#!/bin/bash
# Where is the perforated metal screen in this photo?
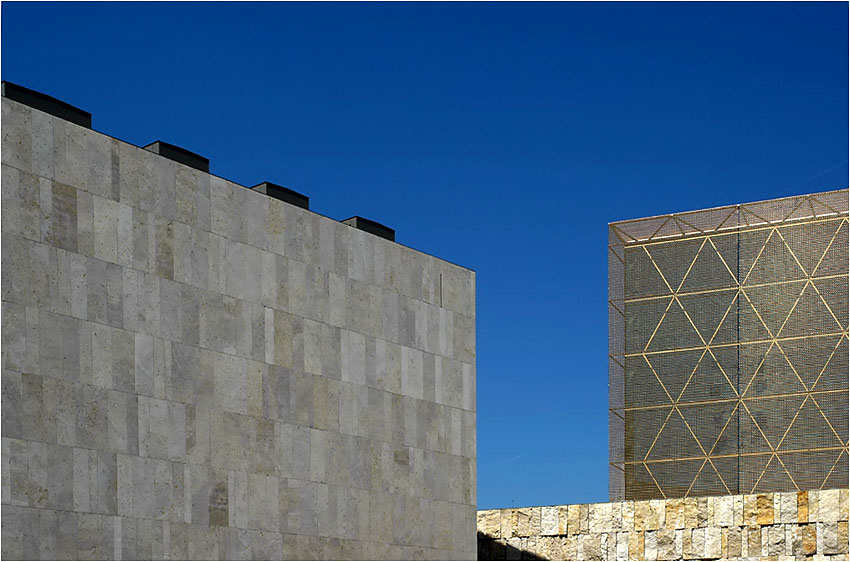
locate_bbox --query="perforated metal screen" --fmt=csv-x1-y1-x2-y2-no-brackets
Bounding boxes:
609,189,849,501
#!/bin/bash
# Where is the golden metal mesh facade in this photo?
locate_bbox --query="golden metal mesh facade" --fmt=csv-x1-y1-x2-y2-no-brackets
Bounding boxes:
609,189,849,501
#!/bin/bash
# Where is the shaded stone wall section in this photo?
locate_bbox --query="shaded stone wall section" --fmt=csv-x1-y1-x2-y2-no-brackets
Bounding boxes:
479,489,848,560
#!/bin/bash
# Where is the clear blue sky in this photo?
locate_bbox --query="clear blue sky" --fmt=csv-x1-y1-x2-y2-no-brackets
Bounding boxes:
3,2,847,509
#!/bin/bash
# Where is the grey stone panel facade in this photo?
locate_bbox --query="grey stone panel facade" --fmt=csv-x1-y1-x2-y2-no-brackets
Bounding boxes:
1,96,477,560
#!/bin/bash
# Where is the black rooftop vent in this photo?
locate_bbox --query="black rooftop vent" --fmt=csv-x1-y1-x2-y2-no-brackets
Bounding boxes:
1,81,91,128
251,182,309,210
143,141,209,173
342,216,395,242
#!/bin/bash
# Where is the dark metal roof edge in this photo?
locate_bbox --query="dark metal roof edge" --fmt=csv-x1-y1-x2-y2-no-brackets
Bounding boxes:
1,80,92,128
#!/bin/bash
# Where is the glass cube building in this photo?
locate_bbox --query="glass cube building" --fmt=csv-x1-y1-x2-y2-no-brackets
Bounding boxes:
608,189,849,501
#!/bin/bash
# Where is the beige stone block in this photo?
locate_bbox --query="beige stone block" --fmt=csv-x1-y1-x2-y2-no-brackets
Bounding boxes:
567,504,582,535
537,536,561,560
629,530,645,561
622,501,635,532
558,505,569,535
767,525,785,557
478,509,501,538
563,535,577,560
714,495,734,527
777,492,797,524
645,530,657,560
605,532,617,561
786,524,796,557
616,531,629,561
791,524,803,557
602,532,618,560
810,490,820,523
514,507,540,537
726,526,743,559
685,528,702,560
823,522,849,555
799,491,810,524
733,494,744,526
746,525,763,558
537,536,563,560
589,502,611,534
762,525,770,557
744,494,759,526
685,496,710,529
840,489,848,522
635,500,663,531
578,533,603,561
666,498,685,529
540,506,559,536
610,501,623,533
802,524,817,557
821,490,841,523
705,527,721,560
757,494,775,526
656,529,677,561
500,509,513,539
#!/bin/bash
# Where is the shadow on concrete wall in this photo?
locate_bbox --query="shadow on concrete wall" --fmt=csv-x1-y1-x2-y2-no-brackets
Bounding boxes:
477,532,546,561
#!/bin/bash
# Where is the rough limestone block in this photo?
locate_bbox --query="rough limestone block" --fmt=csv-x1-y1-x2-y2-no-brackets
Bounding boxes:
579,533,603,561
809,490,820,524
543,535,565,560
776,492,798,524
822,521,848,555
567,504,582,535
684,496,709,529
743,494,759,526
757,494,775,526
767,524,785,556
644,530,657,560
555,505,569,535
746,525,762,558
621,501,635,532
629,530,645,561
478,510,501,539
635,499,664,532
513,507,540,538
589,502,611,534
713,495,734,528
615,531,629,561
540,506,559,536
499,509,513,540
726,526,742,559
694,527,709,559
795,491,809,524
820,489,841,523
666,498,684,530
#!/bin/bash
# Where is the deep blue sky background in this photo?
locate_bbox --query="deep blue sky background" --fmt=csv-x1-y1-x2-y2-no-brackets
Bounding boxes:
3,2,847,509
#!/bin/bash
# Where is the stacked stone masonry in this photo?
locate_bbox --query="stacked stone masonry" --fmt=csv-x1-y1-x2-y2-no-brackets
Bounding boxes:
478,489,849,560
0,96,477,560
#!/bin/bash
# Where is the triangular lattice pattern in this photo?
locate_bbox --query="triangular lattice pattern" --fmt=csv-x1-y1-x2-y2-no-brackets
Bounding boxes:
609,190,849,500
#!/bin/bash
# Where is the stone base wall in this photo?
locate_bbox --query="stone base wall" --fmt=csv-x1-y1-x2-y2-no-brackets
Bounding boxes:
478,489,849,560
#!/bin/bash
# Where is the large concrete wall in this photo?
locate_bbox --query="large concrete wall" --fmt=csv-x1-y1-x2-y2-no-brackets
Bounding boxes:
1,95,477,560
478,489,849,560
